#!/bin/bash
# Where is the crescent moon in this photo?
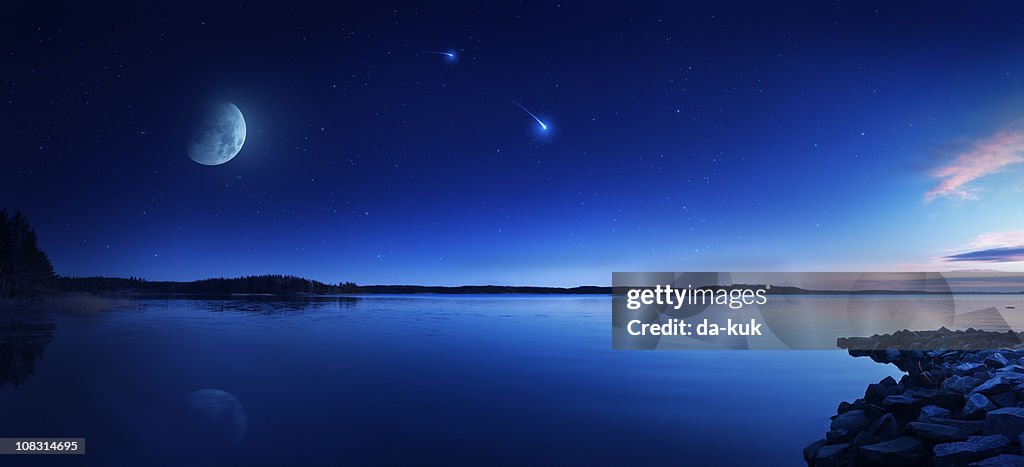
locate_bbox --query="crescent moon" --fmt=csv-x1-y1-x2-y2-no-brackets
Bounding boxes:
188,102,246,166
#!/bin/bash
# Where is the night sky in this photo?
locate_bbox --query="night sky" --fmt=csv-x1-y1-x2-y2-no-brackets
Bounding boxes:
3,2,1024,287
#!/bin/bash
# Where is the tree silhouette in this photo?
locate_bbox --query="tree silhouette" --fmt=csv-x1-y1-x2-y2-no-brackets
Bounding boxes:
0,210,56,298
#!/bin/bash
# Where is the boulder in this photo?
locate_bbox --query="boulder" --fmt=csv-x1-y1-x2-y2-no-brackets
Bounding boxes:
957,363,987,374
929,392,967,411
997,365,1024,375
992,392,1018,408
866,383,894,403
984,408,1024,440
814,443,851,467
830,409,871,438
969,454,1024,466
945,375,986,394
920,405,953,422
999,373,1024,383
862,402,888,421
882,394,920,413
929,418,986,437
868,413,902,441
987,353,1011,368
934,435,1010,466
803,438,826,465
973,377,1015,397
908,421,971,443
912,388,966,411
851,430,880,448
966,394,999,419
859,436,926,465
826,429,849,443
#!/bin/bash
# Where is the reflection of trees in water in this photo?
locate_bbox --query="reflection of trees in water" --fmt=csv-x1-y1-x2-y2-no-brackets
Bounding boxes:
186,295,362,314
0,320,56,388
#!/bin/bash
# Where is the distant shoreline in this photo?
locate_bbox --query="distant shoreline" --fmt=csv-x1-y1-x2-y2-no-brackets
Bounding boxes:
22,275,1024,298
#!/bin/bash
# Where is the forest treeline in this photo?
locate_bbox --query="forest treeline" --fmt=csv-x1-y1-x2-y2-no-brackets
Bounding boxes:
0,210,363,297
60,279,610,295
61,275,362,295
1,210,610,297
359,285,611,294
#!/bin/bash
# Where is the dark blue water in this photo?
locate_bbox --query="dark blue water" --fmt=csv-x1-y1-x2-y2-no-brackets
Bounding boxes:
1,295,901,466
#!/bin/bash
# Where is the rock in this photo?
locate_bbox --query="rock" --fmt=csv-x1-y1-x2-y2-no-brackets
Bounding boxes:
866,383,894,403
958,363,987,374
908,421,971,442
998,365,1024,375
992,392,1018,408
820,331,1024,465
851,430,880,448
945,375,986,394
815,443,851,467
984,408,1024,440
966,394,999,419
830,409,871,438
803,438,826,464
973,377,1015,397
883,394,918,412
987,353,1011,368
826,429,849,443
920,405,953,421
862,402,888,421
934,435,1010,466
859,436,926,465
913,388,966,410
930,418,986,437
970,454,1024,466
868,413,902,441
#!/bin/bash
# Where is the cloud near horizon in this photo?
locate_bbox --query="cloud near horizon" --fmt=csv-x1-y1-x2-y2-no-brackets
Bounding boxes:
925,129,1024,201
944,246,1024,263
943,230,1024,263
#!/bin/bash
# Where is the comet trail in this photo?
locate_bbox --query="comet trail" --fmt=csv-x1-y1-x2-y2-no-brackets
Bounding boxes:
509,99,548,131
424,51,456,59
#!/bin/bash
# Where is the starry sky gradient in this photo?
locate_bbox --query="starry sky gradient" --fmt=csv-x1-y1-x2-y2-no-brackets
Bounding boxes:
3,2,1024,286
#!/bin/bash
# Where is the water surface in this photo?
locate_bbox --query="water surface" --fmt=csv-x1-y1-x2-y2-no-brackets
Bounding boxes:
1,295,902,466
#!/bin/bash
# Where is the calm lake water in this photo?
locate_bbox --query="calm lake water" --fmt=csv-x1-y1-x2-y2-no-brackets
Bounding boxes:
0,295,903,466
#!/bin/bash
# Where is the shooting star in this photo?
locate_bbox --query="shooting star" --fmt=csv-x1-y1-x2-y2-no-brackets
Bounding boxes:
424,51,457,61
510,99,548,131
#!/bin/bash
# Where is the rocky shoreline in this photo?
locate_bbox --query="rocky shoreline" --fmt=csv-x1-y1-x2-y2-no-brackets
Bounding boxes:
805,328,1024,466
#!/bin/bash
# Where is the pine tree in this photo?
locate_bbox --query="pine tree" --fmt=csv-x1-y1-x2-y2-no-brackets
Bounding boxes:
0,210,55,298
0,211,11,297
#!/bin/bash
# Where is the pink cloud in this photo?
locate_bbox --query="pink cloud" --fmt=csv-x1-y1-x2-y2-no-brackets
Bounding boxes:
969,230,1024,249
925,130,1024,201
